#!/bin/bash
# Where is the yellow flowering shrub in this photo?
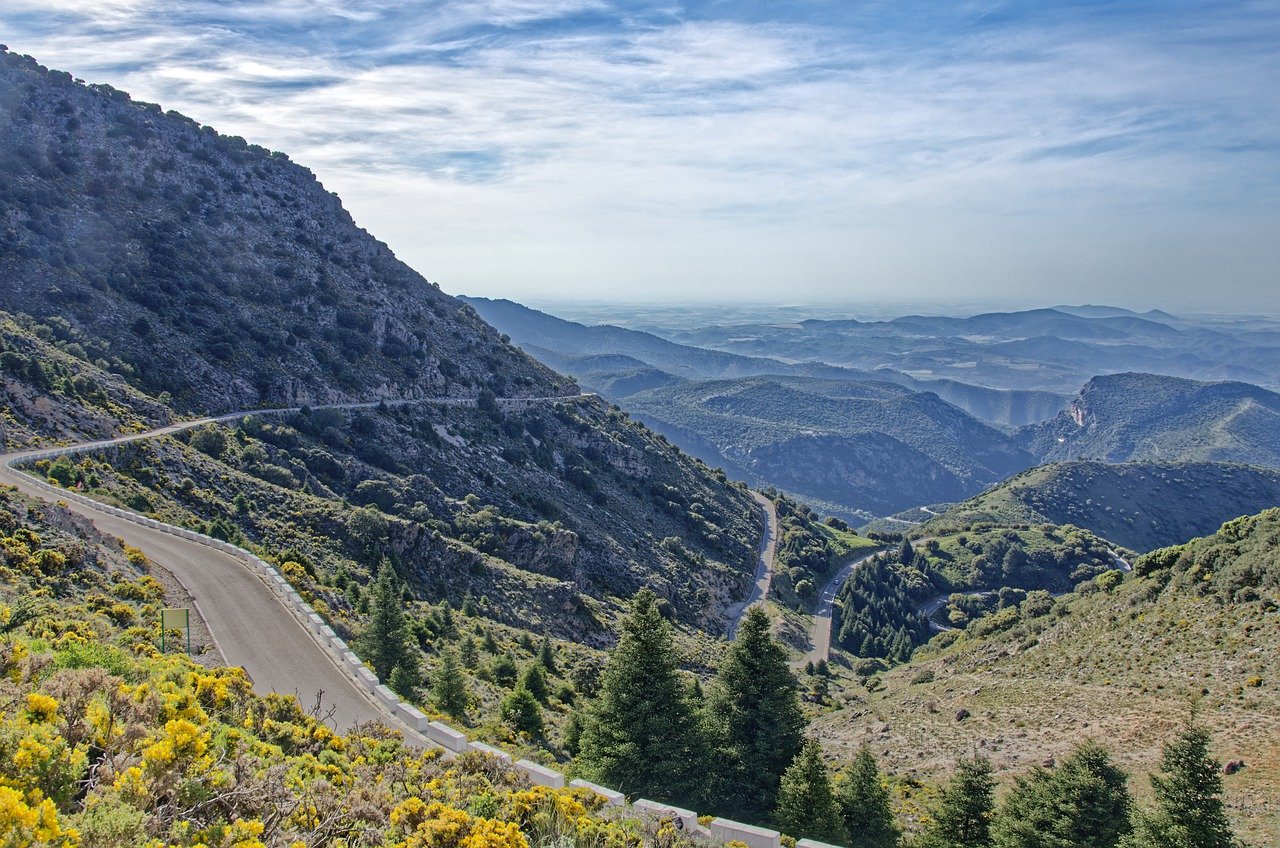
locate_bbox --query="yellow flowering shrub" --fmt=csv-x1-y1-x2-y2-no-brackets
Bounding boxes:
0,786,79,847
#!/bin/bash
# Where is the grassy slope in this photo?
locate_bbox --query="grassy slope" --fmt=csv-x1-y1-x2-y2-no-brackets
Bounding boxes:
922,460,1280,552
814,509,1280,845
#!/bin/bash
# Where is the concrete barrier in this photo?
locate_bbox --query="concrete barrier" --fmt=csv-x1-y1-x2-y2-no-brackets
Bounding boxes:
467,741,513,763
796,841,843,848
426,721,469,753
374,684,400,709
355,666,379,691
633,800,698,833
397,702,429,731
569,779,625,807
515,759,565,789
711,819,781,848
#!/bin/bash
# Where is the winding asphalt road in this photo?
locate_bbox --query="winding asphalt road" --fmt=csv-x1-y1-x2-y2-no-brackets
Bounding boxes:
800,547,884,665
0,394,589,737
725,491,779,638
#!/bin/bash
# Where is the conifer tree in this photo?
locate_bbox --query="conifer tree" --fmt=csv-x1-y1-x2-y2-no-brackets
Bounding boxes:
501,685,543,737
993,740,1131,848
839,748,899,848
460,635,478,669
1129,726,1237,848
482,630,499,653
538,635,557,672
774,741,847,843
898,537,915,565
520,663,549,704
388,655,422,699
358,563,410,682
432,647,469,719
918,755,995,848
577,589,708,805
706,606,805,821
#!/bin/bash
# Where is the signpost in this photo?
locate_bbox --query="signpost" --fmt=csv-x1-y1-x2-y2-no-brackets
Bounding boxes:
160,608,190,655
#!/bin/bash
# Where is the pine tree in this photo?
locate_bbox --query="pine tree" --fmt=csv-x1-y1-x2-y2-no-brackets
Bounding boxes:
577,588,708,805
898,537,915,566
501,685,543,737
520,663,550,704
705,606,805,821
358,563,410,682
431,647,469,719
1130,726,1238,848
839,748,899,848
482,630,499,653
774,741,847,843
919,755,995,848
538,635,557,672
388,654,422,699
490,653,518,687
993,740,1131,848
460,635,478,669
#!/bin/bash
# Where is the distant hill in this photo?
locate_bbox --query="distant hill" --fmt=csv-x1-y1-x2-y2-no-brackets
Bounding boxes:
624,376,1035,516
922,460,1280,552
1023,373,1280,466
815,508,1280,845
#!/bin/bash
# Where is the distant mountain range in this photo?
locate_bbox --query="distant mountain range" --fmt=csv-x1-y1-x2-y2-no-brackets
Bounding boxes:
466,298,1280,520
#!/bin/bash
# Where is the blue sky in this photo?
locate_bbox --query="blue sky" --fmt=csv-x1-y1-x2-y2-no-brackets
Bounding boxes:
3,1,1278,310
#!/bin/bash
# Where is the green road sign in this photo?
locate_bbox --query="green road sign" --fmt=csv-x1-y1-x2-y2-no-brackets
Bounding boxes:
160,608,190,655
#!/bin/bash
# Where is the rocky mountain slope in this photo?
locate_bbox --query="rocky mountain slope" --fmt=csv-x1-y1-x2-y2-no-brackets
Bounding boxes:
0,50,573,412
1023,373,1280,466
922,460,1280,552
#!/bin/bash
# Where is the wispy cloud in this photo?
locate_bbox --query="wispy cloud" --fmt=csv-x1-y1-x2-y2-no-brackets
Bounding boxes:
2,1,1277,308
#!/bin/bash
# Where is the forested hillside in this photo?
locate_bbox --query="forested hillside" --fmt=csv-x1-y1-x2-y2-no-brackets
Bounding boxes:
925,460,1280,551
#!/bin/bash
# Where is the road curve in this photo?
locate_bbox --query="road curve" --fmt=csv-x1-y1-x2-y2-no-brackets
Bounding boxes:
0,394,590,738
800,547,884,666
725,491,779,638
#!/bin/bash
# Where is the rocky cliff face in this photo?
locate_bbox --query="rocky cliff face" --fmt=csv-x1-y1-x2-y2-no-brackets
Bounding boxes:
0,48,573,412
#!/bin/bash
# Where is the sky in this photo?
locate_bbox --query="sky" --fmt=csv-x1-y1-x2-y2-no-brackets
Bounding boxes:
2,1,1279,311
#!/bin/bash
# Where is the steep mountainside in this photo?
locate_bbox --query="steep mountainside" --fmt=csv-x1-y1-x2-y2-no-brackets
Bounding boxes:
1024,373,1280,466
0,49,764,752
923,460,1280,552
814,509,1280,845
0,51,573,411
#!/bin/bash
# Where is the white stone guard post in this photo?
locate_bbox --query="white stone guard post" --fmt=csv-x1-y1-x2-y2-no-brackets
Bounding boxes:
8,437,790,848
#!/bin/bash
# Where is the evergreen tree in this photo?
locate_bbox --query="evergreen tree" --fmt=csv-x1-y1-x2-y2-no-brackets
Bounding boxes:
706,606,805,821
460,635,478,669
431,647,469,719
358,563,410,682
538,635,557,672
482,630,499,653
774,741,847,843
993,740,1131,848
501,685,543,737
490,653,518,687
577,589,708,805
388,656,422,700
1129,726,1237,848
520,663,550,704
918,755,995,848
898,538,915,565
838,748,899,848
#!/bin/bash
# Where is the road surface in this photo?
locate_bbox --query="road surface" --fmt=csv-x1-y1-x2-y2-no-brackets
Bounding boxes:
799,547,884,666
0,393,589,738
725,491,779,638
